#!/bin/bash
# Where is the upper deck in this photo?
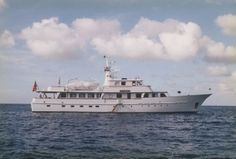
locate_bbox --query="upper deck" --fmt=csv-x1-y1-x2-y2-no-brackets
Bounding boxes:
34,56,167,98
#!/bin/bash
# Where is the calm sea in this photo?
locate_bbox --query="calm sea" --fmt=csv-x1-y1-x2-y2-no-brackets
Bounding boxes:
0,104,236,159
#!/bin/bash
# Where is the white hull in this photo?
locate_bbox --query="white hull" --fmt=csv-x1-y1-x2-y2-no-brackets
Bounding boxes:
31,94,210,113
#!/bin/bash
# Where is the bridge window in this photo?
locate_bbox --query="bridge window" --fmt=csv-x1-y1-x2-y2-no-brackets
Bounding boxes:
160,93,167,97
121,81,126,85
132,81,136,86
60,93,66,98
136,93,141,98
137,81,142,86
152,93,155,97
96,93,101,98
143,93,149,98
152,93,159,97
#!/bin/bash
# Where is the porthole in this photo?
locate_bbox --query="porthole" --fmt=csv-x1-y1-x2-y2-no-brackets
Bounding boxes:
71,105,75,108
95,105,99,108
62,105,65,107
89,105,93,108
80,105,84,107
46,105,50,107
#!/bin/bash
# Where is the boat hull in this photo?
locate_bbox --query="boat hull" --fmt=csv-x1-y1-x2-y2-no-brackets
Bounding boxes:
31,94,210,113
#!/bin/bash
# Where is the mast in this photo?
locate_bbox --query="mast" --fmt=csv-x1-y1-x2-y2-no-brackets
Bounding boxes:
104,56,113,86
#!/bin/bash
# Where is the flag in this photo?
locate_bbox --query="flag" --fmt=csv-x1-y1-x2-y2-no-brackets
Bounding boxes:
32,81,38,92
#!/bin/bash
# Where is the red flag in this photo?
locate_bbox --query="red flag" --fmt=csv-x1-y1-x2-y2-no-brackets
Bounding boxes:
32,81,38,92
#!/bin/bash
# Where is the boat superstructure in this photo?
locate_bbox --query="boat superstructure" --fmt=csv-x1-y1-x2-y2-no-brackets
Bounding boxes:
31,57,211,113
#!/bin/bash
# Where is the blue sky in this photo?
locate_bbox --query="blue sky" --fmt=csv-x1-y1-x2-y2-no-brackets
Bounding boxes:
0,0,236,105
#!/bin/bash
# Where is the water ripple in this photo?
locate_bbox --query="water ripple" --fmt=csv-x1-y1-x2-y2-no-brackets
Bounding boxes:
0,104,236,158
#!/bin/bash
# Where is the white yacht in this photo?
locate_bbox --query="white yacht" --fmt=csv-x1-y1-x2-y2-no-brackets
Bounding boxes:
31,57,211,113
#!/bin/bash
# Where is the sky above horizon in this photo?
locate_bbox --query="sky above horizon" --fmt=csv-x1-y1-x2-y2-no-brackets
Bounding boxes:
0,0,236,105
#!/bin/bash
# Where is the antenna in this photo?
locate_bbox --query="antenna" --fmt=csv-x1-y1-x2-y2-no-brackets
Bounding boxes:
58,77,61,86
104,55,110,67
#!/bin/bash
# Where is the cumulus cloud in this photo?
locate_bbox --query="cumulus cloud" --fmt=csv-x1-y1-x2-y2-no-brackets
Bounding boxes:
20,17,120,58
202,36,236,63
0,30,15,48
215,14,236,36
93,18,202,61
207,65,231,76
92,34,164,59
21,17,81,58
218,71,236,92
20,17,236,63
72,18,120,42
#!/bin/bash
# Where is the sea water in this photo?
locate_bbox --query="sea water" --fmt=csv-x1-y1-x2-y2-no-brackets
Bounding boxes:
0,104,236,159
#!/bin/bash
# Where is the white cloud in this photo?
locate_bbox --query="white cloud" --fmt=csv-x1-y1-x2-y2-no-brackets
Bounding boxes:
20,17,236,63
72,18,120,42
21,17,120,58
202,36,236,63
0,30,15,48
21,17,81,58
92,34,164,59
215,14,236,36
218,71,236,93
92,18,202,61
0,0,6,10
207,65,231,76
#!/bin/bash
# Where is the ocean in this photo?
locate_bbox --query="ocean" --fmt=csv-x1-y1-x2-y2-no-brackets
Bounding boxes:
0,104,236,159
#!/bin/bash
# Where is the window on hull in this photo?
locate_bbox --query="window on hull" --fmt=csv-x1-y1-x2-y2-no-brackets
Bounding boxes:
79,93,85,98
88,93,95,98
96,93,102,98
117,93,122,98
127,93,131,99
60,93,66,98
70,93,77,98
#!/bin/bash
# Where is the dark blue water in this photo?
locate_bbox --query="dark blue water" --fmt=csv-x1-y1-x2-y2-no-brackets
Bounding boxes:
0,104,236,159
